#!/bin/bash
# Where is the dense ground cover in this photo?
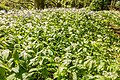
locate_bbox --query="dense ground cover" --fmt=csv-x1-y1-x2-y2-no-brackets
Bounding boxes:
0,8,120,80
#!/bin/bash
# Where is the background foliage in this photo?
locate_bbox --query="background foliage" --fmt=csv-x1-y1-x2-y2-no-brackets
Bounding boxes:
0,0,120,10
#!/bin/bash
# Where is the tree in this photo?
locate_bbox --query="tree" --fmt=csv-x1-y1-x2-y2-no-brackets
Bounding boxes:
89,0,115,11
84,0,92,7
34,0,45,9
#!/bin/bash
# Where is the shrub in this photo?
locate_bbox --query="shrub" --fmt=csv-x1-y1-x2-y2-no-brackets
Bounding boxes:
89,0,111,11
115,1,120,9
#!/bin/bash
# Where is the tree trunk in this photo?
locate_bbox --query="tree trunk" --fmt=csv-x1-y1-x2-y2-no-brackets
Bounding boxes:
34,0,45,9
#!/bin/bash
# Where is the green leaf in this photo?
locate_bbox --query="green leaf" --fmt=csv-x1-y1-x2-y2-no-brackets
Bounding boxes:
25,72,34,79
48,49,53,56
97,61,105,72
12,65,19,73
0,67,6,79
0,60,11,72
13,48,19,61
29,68,39,72
6,73,16,80
72,72,77,80
46,78,53,80
1,49,9,60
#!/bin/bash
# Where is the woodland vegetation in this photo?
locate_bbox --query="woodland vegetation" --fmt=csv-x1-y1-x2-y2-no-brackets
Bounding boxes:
0,0,120,80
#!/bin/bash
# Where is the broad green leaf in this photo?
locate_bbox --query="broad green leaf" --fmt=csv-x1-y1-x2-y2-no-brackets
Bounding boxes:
0,60,11,72
1,49,9,60
29,68,39,72
97,61,105,72
6,73,16,80
72,72,77,80
13,48,19,61
12,65,19,73
0,67,5,79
